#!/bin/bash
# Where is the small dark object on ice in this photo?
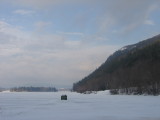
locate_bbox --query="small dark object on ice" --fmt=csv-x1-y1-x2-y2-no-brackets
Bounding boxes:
61,95,67,100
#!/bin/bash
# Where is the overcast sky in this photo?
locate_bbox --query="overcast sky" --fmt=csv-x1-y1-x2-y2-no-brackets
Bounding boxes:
0,0,160,88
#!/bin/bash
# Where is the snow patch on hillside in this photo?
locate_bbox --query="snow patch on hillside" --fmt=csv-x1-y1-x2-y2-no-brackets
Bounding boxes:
120,46,127,51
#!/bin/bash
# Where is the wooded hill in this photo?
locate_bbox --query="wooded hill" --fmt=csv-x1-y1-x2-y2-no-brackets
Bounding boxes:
73,34,160,95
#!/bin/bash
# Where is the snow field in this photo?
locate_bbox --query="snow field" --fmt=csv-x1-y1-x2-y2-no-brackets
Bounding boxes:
0,91,160,120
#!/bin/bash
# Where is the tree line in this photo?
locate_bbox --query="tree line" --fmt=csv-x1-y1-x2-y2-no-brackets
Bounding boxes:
10,86,57,92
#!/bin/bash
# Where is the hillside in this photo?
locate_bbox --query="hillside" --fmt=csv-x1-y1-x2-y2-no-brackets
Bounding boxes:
73,34,160,95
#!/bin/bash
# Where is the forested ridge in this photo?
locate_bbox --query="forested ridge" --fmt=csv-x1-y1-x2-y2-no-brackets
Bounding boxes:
73,35,160,95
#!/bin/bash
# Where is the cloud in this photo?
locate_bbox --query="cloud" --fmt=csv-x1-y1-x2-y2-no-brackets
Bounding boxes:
34,21,52,33
144,20,155,25
0,21,30,39
0,20,119,88
7,0,160,35
64,40,81,48
95,0,160,34
58,32,84,36
98,16,115,33
11,0,89,8
0,21,29,56
1,0,159,88
13,9,35,15
35,21,51,28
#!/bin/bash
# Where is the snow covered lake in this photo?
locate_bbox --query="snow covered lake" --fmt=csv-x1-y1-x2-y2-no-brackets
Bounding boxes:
0,91,160,120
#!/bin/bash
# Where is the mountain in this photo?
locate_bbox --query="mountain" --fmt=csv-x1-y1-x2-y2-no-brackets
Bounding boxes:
73,34,160,95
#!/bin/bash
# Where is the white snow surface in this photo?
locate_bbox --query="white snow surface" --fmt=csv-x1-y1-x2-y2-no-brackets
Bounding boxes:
0,91,160,120
120,46,127,51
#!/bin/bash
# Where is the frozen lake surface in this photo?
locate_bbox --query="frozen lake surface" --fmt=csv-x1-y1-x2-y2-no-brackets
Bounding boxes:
0,91,160,120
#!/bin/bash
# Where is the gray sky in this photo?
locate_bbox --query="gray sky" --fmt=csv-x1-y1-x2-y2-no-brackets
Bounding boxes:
0,0,160,88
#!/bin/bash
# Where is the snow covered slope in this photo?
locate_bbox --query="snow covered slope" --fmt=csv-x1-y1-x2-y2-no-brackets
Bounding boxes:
0,91,160,120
